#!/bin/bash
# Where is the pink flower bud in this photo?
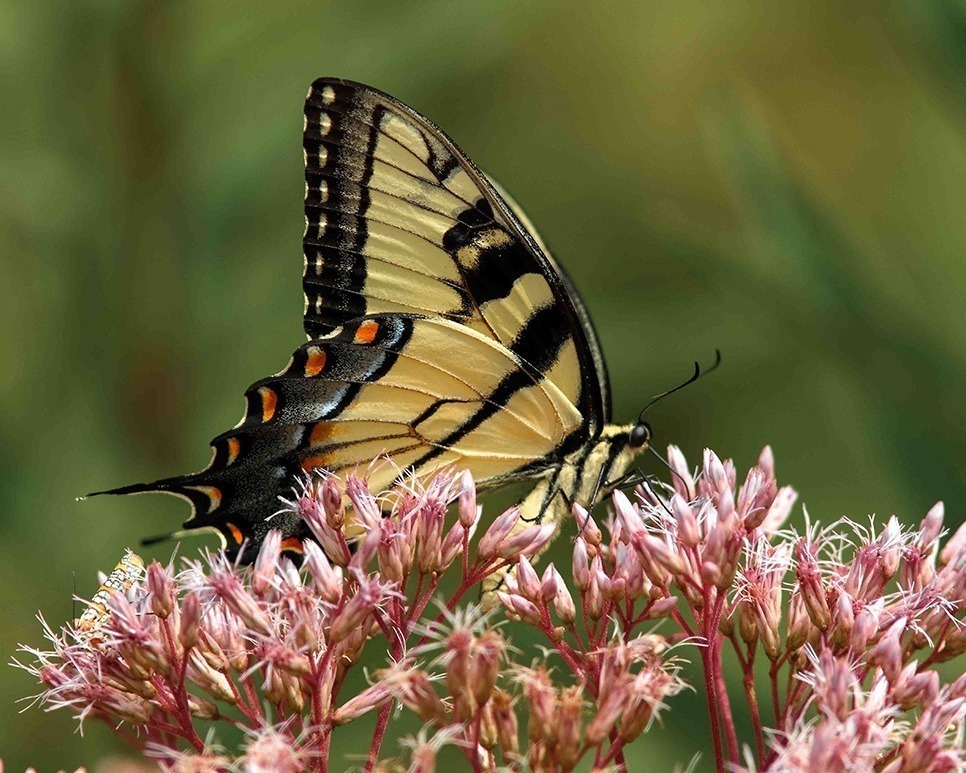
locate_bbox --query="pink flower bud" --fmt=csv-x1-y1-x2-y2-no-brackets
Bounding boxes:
497,523,555,561
573,503,602,548
584,568,604,620
467,630,504,709
321,476,345,529
302,541,344,604
458,470,478,529
345,474,381,532
299,493,349,565
252,529,282,598
516,557,541,601
785,591,810,652
880,516,902,580
613,489,644,538
498,592,542,626
795,539,831,631
646,595,680,620
757,445,775,479
759,485,797,533
179,592,201,651
868,617,906,682
667,445,695,499
333,683,390,724
830,592,855,647
737,600,758,646
672,494,701,547
187,650,235,702
520,668,555,743
920,501,944,549
940,519,966,566
850,601,882,652
539,564,558,603
552,571,577,624
349,527,380,572
328,582,382,644
700,561,722,587
379,533,409,584
146,562,175,619
439,521,470,570
633,533,685,577
188,695,220,721
415,502,445,575
573,538,591,592
478,507,521,560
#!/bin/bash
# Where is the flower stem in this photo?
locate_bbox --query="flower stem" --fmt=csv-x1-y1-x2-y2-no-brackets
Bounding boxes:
741,643,766,764
365,702,393,772
700,642,726,773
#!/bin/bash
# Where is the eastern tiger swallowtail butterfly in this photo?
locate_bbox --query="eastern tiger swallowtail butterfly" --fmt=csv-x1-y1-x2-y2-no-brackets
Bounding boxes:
91,78,682,562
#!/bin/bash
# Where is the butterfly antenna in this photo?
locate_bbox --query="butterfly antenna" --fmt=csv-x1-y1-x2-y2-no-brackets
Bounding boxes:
706,348,723,374
638,363,699,421
647,445,695,500
637,349,722,422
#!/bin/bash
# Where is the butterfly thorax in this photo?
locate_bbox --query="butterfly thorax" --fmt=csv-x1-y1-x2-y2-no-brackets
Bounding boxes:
517,423,642,529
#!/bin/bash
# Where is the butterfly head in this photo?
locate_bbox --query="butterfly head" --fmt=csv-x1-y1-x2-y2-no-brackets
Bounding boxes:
627,420,652,450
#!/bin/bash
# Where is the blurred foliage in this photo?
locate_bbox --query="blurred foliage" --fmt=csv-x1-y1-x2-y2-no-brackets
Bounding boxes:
1,0,964,769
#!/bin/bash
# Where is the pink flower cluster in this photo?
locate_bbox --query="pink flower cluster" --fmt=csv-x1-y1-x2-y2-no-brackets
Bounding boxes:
16,467,679,771
15,449,966,773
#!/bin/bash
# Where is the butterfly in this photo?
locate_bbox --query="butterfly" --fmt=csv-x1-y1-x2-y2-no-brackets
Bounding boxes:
92,78,701,562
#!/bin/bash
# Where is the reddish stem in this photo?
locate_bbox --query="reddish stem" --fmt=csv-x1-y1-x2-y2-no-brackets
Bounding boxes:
769,661,784,734
364,702,393,772
740,641,766,764
700,635,726,772
713,638,740,763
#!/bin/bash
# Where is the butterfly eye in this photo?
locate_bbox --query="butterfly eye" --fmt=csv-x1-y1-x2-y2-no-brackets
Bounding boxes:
628,422,651,449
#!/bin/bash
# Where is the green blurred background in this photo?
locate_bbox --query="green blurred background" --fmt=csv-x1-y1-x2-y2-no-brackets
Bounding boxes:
2,0,965,769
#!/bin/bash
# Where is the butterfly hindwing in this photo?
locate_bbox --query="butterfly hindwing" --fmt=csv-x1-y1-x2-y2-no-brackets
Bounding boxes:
96,314,584,558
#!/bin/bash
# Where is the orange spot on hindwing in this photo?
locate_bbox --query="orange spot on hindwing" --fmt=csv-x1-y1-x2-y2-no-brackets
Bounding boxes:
226,437,241,465
225,522,244,546
353,320,379,344
281,537,303,553
304,346,327,376
258,387,277,422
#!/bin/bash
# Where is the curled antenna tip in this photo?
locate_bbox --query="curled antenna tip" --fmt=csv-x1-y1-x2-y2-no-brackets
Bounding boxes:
638,352,721,420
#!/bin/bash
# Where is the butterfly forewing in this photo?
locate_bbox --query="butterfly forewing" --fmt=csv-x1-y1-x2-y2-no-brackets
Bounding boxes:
301,78,607,436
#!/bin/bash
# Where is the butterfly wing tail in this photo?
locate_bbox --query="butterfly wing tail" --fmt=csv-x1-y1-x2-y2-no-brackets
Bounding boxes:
83,471,242,550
